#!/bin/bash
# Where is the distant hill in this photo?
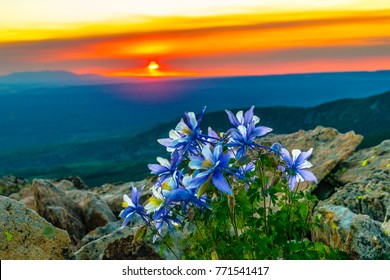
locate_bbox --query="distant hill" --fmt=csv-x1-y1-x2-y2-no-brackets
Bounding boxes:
0,71,130,86
1,70,389,151
1,90,389,186
202,91,390,149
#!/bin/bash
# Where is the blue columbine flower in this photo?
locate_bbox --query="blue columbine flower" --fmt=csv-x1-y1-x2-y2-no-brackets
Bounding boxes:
160,176,210,209
158,107,206,155
119,185,149,230
148,150,182,183
279,148,318,190
207,127,221,144
228,124,272,158
188,144,232,194
225,106,260,128
145,185,165,214
152,207,181,243
270,142,283,155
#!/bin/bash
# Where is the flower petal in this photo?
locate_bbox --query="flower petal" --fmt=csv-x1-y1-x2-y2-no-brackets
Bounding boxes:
187,172,210,189
291,149,301,163
169,129,181,139
201,145,214,163
281,148,292,167
288,176,297,190
148,164,168,174
185,112,197,129
243,106,254,125
119,211,135,230
225,109,240,127
212,170,232,194
123,194,134,208
295,148,313,166
157,138,172,147
218,153,231,167
297,169,318,183
237,125,247,138
296,160,313,169
156,157,170,168
176,121,192,135
213,145,223,159
236,110,244,124
188,158,203,170
253,126,272,137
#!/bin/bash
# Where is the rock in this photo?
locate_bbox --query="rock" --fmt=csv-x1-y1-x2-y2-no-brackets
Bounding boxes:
76,218,183,260
91,178,155,216
322,140,390,222
0,196,73,259
308,138,390,259
75,222,161,260
77,221,121,249
313,202,389,259
9,187,36,211
262,126,363,190
331,140,390,185
66,190,116,233
103,234,162,260
312,202,356,249
326,181,389,222
345,215,390,260
50,176,88,191
0,175,30,197
33,179,86,245
33,178,116,245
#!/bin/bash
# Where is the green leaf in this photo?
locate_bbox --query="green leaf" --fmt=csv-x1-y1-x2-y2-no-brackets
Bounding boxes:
133,225,148,243
299,203,309,219
197,178,210,197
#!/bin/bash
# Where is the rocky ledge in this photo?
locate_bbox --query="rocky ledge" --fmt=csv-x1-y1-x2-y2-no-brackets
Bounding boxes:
0,126,389,259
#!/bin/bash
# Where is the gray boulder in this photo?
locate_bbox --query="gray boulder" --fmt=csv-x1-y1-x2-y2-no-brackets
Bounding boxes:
0,196,73,259
75,222,161,260
313,140,390,259
313,202,389,259
32,178,116,245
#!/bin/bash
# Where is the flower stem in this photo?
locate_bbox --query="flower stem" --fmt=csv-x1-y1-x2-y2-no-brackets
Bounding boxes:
150,223,180,260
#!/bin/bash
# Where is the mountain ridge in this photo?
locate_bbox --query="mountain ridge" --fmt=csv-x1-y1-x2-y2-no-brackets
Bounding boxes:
1,69,389,87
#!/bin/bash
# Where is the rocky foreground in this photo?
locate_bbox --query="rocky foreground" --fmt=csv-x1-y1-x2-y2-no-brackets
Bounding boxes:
0,126,389,260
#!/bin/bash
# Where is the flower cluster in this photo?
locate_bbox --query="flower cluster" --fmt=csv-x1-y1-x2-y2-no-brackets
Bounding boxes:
119,106,317,242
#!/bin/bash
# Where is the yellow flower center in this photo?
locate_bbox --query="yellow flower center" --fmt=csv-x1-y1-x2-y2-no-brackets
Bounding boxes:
122,201,129,208
162,181,171,190
202,159,213,169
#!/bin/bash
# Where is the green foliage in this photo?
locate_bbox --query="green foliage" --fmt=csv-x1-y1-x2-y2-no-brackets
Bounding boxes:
181,153,344,260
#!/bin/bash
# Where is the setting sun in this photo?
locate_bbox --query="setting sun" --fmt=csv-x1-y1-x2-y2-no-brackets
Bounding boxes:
148,61,160,71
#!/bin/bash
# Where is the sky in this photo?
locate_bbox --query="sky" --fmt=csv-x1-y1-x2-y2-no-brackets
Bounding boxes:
0,0,389,77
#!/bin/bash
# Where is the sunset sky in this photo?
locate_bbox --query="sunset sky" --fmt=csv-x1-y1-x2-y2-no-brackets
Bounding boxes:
0,0,389,77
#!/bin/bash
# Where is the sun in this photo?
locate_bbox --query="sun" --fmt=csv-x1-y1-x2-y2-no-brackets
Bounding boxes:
148,61,160,70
